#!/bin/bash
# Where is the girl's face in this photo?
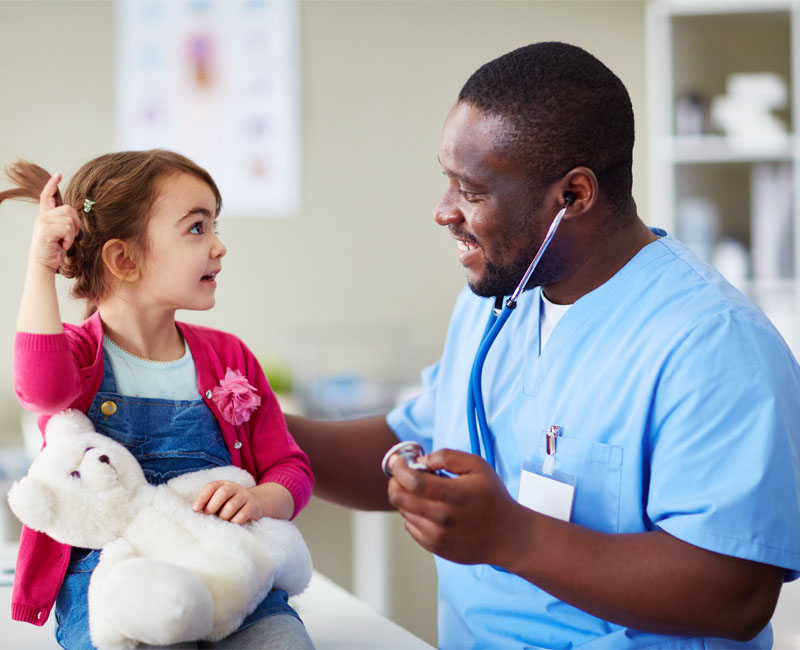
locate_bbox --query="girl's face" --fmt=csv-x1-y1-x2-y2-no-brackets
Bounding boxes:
135,172,226,313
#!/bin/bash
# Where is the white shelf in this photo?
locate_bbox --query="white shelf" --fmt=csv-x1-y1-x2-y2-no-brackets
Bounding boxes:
646,0,800,358
663,134,795,163
651,0,795,17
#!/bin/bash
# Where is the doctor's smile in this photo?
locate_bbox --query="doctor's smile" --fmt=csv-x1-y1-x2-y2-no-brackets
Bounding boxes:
454,236,479,253
452,231,481,265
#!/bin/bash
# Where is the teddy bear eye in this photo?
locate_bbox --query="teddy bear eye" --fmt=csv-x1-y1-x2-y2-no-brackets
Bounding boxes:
71,471,80,479
85,447,95,452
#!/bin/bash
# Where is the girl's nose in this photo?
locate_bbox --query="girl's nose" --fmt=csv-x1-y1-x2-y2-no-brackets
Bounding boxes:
211,235,226,258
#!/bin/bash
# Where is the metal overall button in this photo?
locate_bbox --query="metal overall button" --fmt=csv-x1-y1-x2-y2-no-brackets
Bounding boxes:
100,400,117,417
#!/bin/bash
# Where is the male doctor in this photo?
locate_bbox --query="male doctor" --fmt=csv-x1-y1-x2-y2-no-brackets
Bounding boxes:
286,42,800,648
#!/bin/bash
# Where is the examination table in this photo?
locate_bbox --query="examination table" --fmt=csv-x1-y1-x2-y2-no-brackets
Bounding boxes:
0,542,433,649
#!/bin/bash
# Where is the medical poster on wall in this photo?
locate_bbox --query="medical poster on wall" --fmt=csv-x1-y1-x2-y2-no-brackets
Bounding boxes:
115,0,301,217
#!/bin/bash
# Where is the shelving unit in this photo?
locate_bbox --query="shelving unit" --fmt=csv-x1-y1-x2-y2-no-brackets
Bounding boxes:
646,0,800,357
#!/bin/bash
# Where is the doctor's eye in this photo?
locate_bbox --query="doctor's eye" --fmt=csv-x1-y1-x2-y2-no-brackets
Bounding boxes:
70,471,81,479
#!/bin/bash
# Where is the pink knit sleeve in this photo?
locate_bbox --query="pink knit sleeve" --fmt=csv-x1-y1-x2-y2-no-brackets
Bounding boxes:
257,390,314,517
13,332,81,413
242,350,313,517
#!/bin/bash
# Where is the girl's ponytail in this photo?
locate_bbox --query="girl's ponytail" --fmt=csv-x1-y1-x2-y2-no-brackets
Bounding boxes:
0,160,62,207
1,161,85,283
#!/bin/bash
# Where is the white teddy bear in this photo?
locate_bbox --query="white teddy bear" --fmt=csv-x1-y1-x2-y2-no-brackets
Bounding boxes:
7,409,313,650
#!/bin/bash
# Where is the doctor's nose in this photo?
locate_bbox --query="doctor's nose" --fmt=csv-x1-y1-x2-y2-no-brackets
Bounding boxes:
433,190,463,227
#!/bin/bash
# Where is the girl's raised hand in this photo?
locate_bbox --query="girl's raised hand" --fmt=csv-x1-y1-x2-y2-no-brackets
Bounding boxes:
29,173,82,273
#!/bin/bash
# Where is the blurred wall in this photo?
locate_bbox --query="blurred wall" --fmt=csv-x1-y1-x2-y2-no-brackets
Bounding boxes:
0,1,647,644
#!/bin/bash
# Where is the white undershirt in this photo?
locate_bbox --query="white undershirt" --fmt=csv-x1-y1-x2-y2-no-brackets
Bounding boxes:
539,290,572,353
103,335,199,400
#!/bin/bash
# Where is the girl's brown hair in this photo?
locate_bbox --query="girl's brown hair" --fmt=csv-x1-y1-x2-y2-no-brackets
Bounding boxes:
0,149,222,316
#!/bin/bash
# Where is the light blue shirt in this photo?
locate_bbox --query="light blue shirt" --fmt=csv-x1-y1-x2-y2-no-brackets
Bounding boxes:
387,234,800,649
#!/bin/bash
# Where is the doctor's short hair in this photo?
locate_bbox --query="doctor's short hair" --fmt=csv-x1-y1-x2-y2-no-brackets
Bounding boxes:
458,41,635,215
0,149,221,316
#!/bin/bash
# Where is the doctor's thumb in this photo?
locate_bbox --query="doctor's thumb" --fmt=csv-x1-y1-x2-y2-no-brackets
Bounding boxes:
423,448,487,475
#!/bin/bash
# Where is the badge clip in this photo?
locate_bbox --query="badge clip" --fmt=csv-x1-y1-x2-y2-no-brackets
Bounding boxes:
543,425,561,476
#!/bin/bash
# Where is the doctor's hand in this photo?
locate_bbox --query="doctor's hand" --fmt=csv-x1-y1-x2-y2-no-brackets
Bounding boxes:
387,448,525,567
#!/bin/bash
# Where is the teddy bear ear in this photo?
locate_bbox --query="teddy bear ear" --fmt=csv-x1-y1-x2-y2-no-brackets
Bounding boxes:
7,476,56,534
45,409,96,443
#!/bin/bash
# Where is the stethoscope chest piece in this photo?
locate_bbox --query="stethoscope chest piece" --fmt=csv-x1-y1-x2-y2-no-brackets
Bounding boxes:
381,440,428,477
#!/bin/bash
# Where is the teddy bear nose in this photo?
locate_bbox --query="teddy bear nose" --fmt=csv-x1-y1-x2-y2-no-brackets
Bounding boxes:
99,455,110,464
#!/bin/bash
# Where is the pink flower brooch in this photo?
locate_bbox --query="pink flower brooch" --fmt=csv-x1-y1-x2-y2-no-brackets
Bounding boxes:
211,368,262,426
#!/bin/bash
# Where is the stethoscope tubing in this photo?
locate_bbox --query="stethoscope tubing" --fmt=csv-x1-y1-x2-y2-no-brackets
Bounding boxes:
466,203,569,470
467,303,511,468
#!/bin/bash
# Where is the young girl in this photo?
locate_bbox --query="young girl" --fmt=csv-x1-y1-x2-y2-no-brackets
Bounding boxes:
2,150,315,649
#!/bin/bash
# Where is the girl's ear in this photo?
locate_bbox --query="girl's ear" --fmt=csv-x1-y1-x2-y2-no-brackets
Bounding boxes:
101,239,140,282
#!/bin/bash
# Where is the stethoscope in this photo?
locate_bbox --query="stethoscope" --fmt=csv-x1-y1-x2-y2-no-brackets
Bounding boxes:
382,192,575,478
467,191,575,470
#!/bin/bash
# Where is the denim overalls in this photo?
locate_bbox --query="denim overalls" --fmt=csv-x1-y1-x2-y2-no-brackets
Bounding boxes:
54,351,297,650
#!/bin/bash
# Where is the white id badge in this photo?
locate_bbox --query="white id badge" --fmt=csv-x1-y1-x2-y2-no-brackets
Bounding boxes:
518,461,576,522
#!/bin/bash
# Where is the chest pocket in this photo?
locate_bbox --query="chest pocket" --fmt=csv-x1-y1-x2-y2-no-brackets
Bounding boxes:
88,392,231,484
538,435,623,534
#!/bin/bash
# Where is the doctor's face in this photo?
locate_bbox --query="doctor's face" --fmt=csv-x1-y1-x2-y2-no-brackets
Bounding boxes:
434,102,562,298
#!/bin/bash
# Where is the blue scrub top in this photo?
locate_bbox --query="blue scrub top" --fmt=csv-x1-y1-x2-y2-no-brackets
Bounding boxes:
387,234,800,649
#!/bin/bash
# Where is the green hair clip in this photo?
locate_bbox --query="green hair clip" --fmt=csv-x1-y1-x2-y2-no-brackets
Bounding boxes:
83,199,95,213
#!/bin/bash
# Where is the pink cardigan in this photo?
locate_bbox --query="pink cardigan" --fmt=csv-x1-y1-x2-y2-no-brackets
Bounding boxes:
11,312,313,625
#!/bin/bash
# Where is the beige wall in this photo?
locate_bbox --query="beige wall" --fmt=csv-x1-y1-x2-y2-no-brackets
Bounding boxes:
0,1,647,644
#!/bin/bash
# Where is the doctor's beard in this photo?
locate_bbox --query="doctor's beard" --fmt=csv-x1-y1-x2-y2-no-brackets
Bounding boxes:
467,243,565,298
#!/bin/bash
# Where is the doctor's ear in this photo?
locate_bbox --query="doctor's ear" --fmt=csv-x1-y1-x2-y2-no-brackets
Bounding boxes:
558,167,597,215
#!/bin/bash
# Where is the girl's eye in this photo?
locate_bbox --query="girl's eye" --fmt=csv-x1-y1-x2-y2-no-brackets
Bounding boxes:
189,222,204,235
